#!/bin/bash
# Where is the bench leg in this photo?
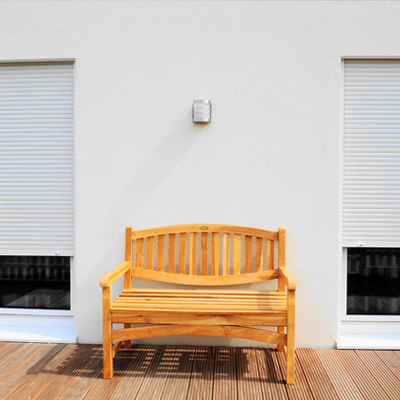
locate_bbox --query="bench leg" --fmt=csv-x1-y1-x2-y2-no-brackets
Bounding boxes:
277,326,285,352
103,318,114,379
103,287,113,379
124,323,132,349
286,290,295,384
286,331,295,384
103,343,113,379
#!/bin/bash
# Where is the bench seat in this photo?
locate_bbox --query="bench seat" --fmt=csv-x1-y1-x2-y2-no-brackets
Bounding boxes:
114,289,287,314
111,289,287,324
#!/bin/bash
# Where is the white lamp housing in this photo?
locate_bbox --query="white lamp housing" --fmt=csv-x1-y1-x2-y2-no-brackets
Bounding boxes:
192,99,211,123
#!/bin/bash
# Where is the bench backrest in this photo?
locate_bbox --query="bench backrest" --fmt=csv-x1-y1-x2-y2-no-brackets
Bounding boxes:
126,224,285,286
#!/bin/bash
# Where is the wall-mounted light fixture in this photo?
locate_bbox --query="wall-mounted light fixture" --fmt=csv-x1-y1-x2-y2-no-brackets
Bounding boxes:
192,99,211,123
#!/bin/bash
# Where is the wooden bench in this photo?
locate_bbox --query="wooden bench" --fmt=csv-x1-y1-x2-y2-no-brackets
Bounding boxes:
100,224,296,384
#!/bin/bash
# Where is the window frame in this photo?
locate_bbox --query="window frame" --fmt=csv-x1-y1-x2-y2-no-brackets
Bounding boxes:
0,59,76,342
339,58,400,348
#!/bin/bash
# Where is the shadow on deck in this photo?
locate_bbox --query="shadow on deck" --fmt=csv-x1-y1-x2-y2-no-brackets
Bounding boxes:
0,342,399,399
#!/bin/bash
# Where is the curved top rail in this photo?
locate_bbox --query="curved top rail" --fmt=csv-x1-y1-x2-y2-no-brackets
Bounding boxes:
131,224,279,241
130,268,279,286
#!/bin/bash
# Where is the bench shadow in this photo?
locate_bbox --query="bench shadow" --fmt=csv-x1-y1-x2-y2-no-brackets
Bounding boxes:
27,344,285,386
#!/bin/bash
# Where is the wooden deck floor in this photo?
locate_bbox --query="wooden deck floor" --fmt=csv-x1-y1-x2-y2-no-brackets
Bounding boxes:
0,343,399,399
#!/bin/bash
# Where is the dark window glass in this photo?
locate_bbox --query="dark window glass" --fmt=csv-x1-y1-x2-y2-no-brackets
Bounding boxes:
0,256,70,310
347,248,400,315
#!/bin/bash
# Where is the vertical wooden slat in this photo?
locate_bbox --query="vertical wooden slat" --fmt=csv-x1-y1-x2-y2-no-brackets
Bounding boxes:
278,227,286,267
123,226,134,348
146,237,154,270
136,238,144,268
212,233,219,276
201,232,208,276
124,227,133,290
168,234,176,273
189,233,197,275
157,235,165,272
222,233,230,276
234,234,241,275
278,228,286,293
255,237,263,272
179,233,186,275
125,227,133,262
267,240,274,270
245,235,252,273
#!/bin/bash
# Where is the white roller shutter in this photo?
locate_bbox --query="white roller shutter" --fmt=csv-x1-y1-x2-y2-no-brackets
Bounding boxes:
0,62,74,255
343,60,400,248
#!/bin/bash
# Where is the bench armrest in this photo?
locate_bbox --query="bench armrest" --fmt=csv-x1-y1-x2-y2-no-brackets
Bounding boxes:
278,266,297,291
100,261,132,288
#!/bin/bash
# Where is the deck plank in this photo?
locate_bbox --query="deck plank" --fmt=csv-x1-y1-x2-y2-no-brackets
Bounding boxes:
355,350,400,400
82,347,141,400
375,350,400,380
315,349,364,400
33,345,97,400
109,346,159,400
185,347,214,400
237,348,263,400
256,348,288,400
0,344,63,399
5,344,75,400
0,342,31,368
0,342,44,381
160,346,195,400
213,347,238,400
132,346,174,399
275,351,314,400
57,347,103,400
296,348,339,400
336,349,391,400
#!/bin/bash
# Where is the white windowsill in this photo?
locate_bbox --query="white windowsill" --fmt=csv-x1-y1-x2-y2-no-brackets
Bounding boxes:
0,308,73,316
0,326,77,343
0,308,76,343
337,334,400,350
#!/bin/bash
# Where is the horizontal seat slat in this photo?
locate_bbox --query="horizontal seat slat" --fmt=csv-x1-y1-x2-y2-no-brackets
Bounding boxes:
112,307,287,314
114,305,286,312
115,294,286,305
114,298,286,306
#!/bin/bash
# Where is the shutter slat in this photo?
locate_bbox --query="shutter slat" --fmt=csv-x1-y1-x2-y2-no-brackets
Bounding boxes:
343,60,400,247
0,63,74,255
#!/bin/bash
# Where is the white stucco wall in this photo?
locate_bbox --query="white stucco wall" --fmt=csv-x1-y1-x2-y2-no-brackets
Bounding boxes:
1,1,399,347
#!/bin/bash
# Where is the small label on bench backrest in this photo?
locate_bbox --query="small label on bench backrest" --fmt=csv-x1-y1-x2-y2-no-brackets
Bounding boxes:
200,226,209,230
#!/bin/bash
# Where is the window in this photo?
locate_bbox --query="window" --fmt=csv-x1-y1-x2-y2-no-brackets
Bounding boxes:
0,256,70,309
343,60,400,316
0,62,74,311
347,248,399,315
